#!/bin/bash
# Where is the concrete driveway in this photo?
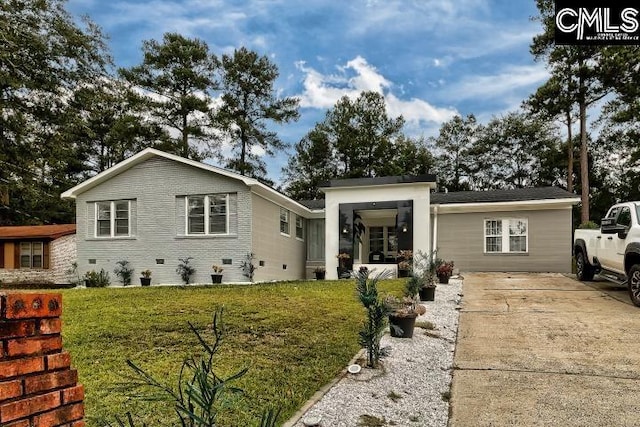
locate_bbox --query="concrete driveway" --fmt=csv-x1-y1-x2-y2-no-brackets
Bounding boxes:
449,272,640,427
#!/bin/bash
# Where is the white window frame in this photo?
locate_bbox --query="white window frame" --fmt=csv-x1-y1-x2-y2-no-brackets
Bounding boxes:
280,208,290,236
295,215,304,240
95,200,131,238
185,194,231,236
484,218,528,254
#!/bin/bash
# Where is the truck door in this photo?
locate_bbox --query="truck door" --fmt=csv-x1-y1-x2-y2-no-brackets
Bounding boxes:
611,206,632,273
597,206,619,267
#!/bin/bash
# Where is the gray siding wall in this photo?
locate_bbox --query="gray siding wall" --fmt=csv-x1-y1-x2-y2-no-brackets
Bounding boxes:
251,194,306,281
76,157,252,284
435,208,573,273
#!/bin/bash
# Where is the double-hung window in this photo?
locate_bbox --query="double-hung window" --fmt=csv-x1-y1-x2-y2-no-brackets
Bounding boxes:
96,200,130,237
295,216,304,240
20,242,43,268
280,208,290,235
484,218,528,253
187,194,230,235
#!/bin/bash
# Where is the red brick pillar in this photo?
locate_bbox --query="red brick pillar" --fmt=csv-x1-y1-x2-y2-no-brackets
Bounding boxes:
0,292,84,427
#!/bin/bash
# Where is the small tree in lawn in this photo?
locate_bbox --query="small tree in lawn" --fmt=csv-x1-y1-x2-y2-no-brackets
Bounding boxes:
355,267,391,368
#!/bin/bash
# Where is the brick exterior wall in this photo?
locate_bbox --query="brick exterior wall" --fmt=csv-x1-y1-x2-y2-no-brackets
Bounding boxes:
0,292,85,426
50,235,77,284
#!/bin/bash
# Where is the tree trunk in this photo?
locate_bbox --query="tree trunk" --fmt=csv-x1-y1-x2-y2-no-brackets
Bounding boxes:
240,127,247,176
565,109,573,193
182,114,189,158
579,86,589,224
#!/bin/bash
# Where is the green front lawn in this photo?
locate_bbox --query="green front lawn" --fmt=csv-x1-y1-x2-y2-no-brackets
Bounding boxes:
59,279,404,426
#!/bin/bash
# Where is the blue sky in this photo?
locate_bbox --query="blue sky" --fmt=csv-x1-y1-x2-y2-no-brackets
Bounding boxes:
66,0,549,182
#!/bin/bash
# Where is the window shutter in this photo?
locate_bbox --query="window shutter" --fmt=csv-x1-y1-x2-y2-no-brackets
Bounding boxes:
43,241,50,269
14,242,20,269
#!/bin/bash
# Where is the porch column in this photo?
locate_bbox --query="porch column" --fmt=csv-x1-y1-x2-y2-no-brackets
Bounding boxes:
325,197,340,279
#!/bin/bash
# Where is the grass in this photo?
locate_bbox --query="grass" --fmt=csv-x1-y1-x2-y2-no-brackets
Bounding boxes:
56,279,404,426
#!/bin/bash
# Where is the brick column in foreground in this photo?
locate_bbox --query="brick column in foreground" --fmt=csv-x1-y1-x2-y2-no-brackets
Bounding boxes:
0,292,84,427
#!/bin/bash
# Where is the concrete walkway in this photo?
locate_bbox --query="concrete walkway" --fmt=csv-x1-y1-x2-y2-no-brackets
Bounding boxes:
450,272,640,426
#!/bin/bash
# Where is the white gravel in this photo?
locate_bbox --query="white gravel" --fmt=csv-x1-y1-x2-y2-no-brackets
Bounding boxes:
290,278,463,427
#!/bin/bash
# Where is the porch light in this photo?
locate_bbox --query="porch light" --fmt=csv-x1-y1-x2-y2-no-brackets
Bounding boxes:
342,226,349,234
402,223,408,233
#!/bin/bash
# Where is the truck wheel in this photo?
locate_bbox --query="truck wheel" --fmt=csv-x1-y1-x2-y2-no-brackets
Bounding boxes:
628,265,640,307
576,251,594,281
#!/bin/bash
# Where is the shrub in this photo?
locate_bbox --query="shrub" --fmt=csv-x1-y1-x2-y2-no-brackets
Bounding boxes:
240,252,257,282
176,257,196,284
578,221,599,229
114,260,134,286
356,268,391,368
85,269,110,287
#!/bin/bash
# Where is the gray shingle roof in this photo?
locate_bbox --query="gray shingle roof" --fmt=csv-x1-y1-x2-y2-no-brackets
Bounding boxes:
321,174,436,188
430,187,577,204
299,199,326,209
298,187,577,209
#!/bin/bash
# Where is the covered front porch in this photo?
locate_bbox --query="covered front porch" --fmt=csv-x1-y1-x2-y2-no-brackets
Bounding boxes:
321,175,436,280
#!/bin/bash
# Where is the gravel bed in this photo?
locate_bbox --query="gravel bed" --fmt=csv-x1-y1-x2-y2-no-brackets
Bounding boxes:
290,278,462,427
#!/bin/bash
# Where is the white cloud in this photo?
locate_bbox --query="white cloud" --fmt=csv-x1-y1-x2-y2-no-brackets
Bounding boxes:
296,56,457,126
445,64,549,101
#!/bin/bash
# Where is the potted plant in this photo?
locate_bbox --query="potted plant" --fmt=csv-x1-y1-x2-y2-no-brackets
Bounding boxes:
139,270,152,286
313,266,326,280
211,265,224,284
436,261,454,284
336,252,351,279
397,250,413,278
384,295,426,338
419,282,437,301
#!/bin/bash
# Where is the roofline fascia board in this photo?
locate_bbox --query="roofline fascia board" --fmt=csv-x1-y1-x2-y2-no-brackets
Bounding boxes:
250,188,315,216
432,197,581,213
320,182,437,192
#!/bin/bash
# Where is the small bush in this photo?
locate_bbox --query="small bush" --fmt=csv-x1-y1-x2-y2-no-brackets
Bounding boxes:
578,221,599,229
114,260,134,286
240,252,257,282
85,269,110,287
176,257,196,284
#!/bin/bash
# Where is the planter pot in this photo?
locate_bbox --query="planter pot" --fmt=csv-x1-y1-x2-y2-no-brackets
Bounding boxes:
211,274,223,284
419,286,436,301
337,267,351,279
140,277,151,287
314,271,326,280
438,274,450,284
388,313,417,338
398,269,410,278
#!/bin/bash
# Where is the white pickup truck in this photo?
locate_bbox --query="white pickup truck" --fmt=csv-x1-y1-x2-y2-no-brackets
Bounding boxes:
574,202,640,306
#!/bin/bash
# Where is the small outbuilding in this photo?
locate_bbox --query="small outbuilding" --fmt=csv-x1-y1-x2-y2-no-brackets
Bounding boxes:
0,224,77,285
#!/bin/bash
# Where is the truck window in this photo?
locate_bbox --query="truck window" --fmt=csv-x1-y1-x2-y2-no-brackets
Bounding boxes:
618,207,632,227
607,207,620,219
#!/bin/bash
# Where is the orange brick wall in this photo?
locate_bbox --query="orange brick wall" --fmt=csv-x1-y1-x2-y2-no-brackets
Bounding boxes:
0,292,84,427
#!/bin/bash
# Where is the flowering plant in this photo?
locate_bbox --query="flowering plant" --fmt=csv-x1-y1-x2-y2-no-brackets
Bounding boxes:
436,261,454,276
398,261,411,271
211,265,224,273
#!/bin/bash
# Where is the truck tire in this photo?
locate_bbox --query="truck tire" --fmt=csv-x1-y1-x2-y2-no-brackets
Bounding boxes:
576,251,594,281
628,264,640,307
